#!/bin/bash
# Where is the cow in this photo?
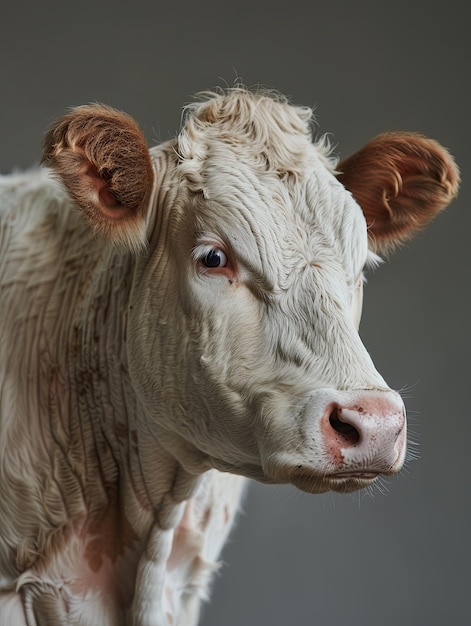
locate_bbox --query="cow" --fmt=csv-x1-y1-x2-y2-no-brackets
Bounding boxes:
0,88,459,626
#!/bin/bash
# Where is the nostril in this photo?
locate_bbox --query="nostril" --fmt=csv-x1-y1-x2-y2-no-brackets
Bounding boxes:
329,407,360,445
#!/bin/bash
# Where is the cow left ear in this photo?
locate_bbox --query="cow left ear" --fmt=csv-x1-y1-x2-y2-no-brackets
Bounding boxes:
336,132,460,253
42,104,154,252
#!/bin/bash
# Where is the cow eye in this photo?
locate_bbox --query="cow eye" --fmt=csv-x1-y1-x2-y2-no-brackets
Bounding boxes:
202,248,228,268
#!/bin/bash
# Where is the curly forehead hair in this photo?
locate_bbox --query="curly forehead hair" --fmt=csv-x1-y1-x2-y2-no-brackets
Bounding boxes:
177,87,335,177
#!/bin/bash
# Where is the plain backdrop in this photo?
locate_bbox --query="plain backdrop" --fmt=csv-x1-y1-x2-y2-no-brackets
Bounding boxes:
1,2,469,625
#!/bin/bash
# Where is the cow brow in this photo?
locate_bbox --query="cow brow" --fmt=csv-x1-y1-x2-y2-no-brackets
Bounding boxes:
192,226,277,299
248,269,277,299
233,249,277,297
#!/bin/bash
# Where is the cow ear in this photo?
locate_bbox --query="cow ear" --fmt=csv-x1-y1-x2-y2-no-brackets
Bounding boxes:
336,132,460,253
42,104,154,252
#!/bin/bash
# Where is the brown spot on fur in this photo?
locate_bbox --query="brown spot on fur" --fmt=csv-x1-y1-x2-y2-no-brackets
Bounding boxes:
115,422,129,440
84,501,138,572
201,507,212,530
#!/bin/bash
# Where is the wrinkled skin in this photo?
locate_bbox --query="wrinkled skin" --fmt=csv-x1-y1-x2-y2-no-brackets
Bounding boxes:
0,90,459,625
129,142,390,489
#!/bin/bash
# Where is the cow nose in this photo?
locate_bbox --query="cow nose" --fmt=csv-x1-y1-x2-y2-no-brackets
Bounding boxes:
328,407,361,445
324,394,407,474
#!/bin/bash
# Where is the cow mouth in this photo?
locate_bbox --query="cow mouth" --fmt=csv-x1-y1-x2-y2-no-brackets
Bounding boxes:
290,471,380,494
329,471,380,479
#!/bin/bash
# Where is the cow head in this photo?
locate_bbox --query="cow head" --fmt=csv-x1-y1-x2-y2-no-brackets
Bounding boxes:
42,89,459,494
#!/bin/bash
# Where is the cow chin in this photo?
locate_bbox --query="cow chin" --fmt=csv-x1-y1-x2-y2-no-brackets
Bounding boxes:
259,461,384,495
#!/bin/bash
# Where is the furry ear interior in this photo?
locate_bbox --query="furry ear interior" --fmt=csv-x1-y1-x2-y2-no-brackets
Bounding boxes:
42,104,154,251
336,132,460,253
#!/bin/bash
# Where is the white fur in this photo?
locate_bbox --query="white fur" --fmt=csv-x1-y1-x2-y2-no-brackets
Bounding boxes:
0,91,406,625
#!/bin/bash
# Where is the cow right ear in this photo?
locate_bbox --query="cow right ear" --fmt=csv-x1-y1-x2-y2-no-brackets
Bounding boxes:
336,132,460,254
42,104,154,252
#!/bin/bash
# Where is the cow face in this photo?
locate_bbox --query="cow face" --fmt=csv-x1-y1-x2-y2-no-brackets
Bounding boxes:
137,115,399,494
43,90,459,494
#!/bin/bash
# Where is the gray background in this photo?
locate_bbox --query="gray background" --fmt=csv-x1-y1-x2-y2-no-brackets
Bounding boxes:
1,1,469,625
